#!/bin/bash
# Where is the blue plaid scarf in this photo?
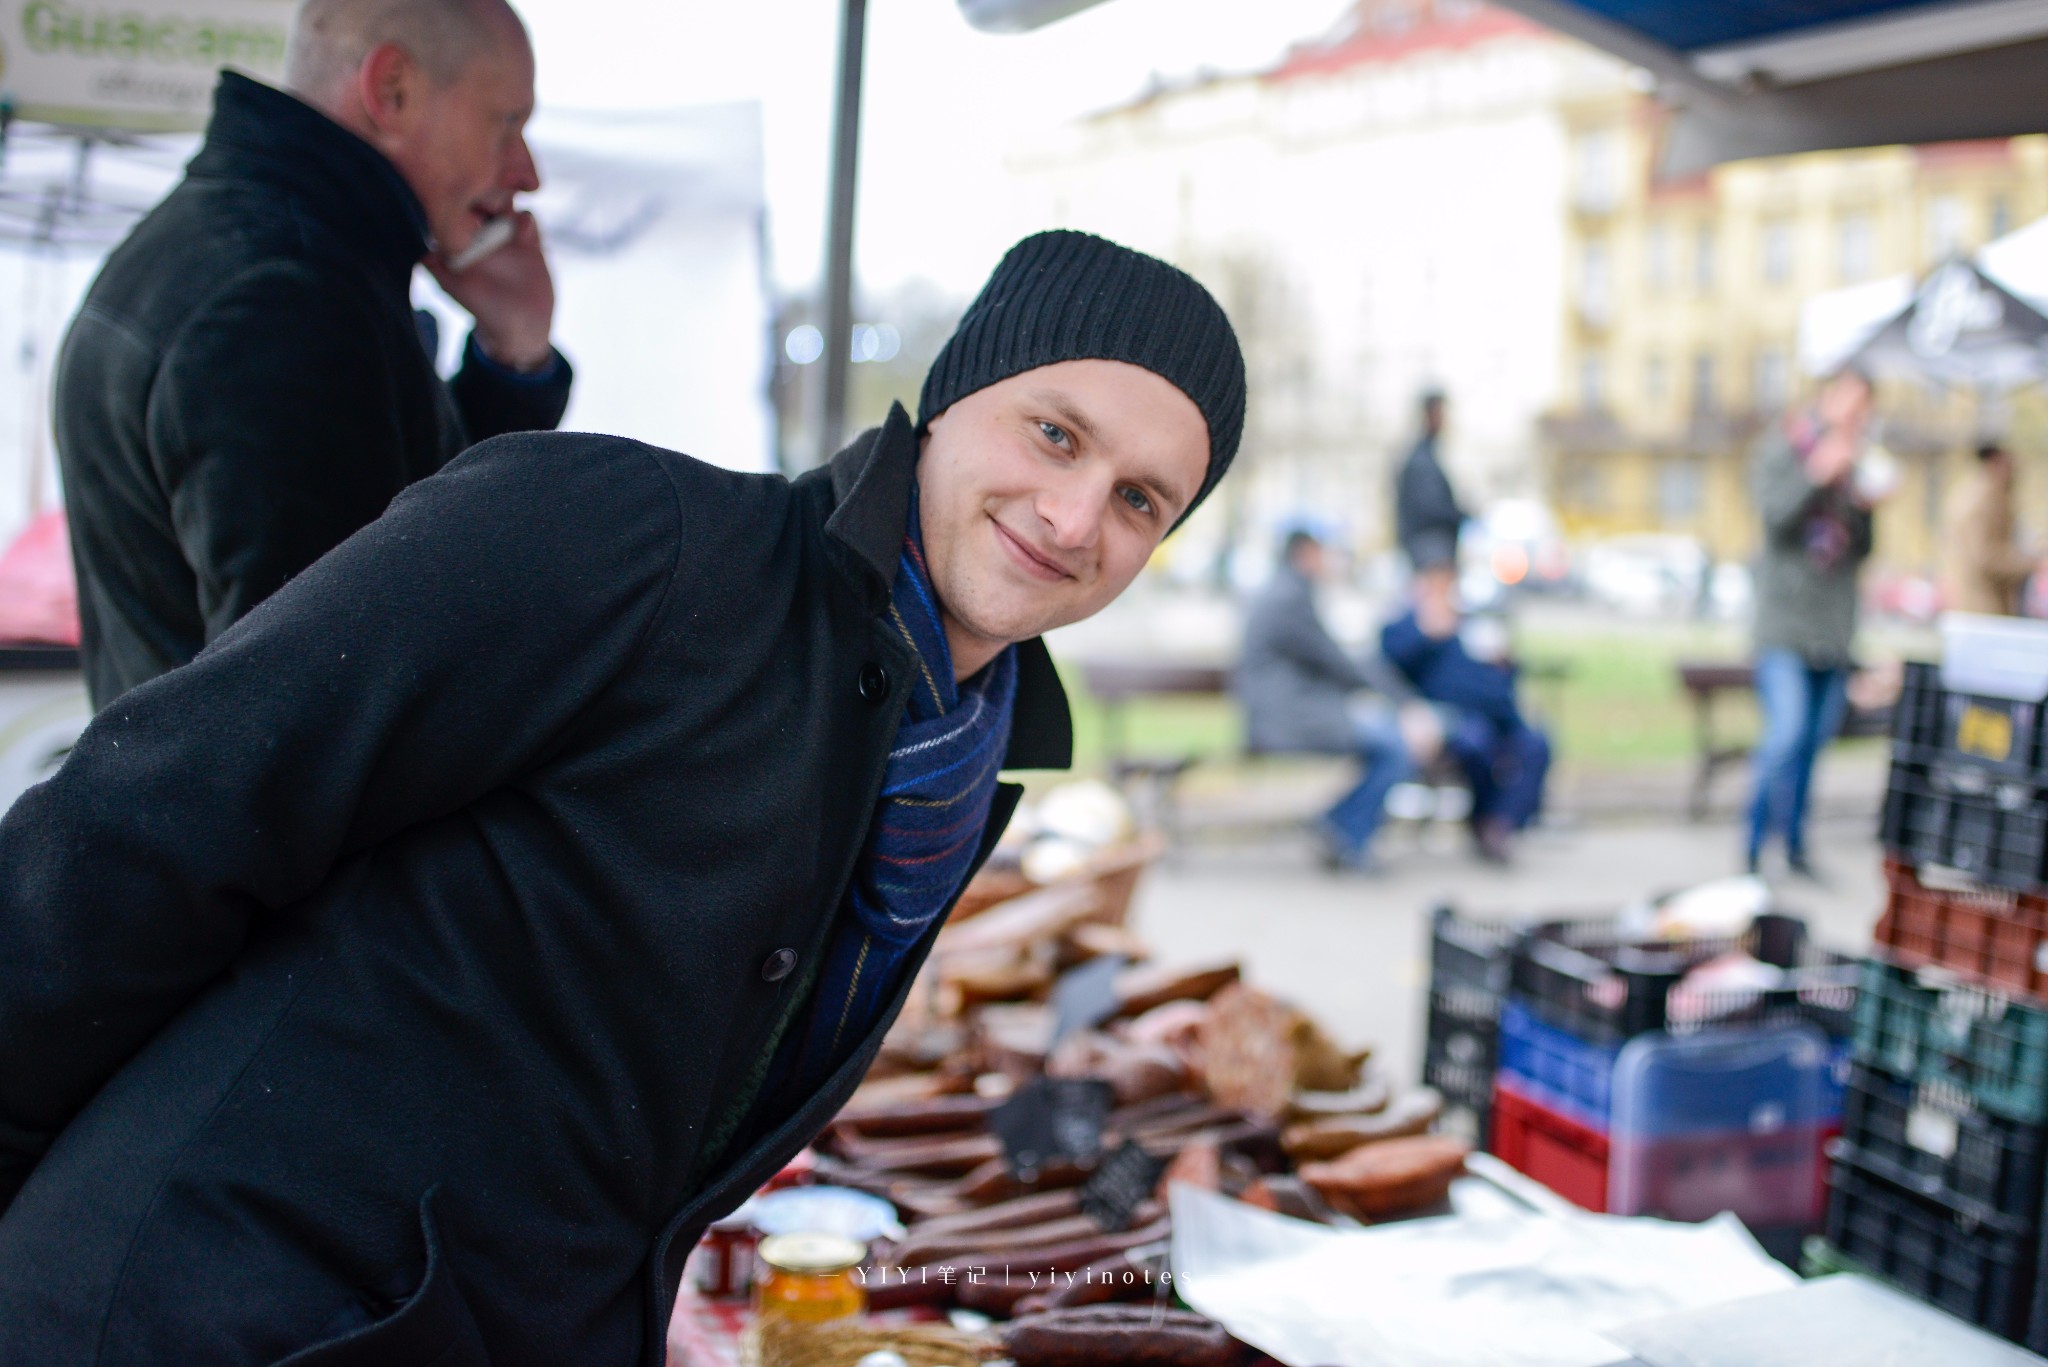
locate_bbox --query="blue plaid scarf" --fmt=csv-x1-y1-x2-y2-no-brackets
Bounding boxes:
776,495,1017,1098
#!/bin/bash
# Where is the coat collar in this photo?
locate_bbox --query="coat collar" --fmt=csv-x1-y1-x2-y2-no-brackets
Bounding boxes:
823,402,1073,772
188,72,429,285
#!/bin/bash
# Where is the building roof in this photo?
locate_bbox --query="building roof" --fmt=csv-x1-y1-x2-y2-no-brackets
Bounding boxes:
1267,4,1548,81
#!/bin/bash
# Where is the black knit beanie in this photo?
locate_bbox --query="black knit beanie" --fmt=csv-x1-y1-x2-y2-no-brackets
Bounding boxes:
918,230,1247,528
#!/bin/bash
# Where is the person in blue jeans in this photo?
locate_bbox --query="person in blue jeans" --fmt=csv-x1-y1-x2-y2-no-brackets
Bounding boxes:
1745,368,1883,878
1237,531,1436,871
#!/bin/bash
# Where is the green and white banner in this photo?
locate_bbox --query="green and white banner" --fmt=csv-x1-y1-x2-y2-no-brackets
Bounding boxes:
0,0,292,131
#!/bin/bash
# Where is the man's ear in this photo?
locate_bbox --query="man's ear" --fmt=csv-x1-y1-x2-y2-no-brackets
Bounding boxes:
355,42,417,137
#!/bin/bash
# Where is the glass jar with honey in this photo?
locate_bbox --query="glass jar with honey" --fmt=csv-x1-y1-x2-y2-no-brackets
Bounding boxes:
752,1233,867,1326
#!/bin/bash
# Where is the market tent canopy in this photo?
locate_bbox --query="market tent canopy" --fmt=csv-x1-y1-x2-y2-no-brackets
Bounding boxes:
1853,260,2048,389
1800,258,2048,390
1491,0,2048,173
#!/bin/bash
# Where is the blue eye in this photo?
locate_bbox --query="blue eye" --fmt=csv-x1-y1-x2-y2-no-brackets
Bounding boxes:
1120,486,1153,515
1039,421,1070,447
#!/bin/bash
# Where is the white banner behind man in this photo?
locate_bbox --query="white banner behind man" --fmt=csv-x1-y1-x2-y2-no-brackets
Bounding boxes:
0,0,291,130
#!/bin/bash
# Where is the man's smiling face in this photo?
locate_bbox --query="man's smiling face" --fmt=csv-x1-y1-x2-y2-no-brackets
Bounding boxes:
916,359,1210,678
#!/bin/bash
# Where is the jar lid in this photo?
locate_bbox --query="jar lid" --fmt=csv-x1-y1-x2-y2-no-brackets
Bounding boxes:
757,1232,866,1274
751,1186,901,1242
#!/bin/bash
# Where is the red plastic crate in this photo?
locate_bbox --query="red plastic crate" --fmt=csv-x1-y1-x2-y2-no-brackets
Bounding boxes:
1491,1076,1610,1211
1875,858,2048,1002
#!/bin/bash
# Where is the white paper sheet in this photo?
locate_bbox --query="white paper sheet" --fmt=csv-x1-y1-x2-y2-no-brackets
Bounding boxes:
1168,1183,1797,1367
1607,1273,2048,1367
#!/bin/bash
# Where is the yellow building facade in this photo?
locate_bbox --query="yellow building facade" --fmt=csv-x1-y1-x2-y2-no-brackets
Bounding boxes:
1548,103,2048,577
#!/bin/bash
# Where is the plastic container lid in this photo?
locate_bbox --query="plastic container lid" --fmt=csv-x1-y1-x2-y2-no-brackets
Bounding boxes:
757,1232,866,1275
750,1186,902,1242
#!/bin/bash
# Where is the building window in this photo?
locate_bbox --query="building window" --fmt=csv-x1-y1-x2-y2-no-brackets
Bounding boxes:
1762,219,1794,285
1580,354,1607,413
1692,352,1717,413
1562,458,1606,513
1928,195,1968,259
1755,347,1789,412
1646,352,1668,405
1658,459,1705,523
1694,225,1716,292
1574,129,1622,213
1647,222,1673,290
1839,214,1875,283
1579,239,1612,324
1991,196,2013,240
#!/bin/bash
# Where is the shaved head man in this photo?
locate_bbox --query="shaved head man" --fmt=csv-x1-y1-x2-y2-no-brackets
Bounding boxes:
53,0,571,706
285,0,546,303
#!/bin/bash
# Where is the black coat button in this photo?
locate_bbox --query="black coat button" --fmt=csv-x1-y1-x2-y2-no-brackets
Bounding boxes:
857,662,890,705
761,948,798,982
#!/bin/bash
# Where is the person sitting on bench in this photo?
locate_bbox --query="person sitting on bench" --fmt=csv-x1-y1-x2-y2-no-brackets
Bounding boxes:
1237,530,1438,873
1381,563,1550,864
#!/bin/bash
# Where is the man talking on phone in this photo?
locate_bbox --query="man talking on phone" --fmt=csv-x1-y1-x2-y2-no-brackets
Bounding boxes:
54,0,570,706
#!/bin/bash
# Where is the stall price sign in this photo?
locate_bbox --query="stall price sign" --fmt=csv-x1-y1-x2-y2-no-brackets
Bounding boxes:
990,1076,1114,1179
0,0,293,131
1080,1140,1168,1232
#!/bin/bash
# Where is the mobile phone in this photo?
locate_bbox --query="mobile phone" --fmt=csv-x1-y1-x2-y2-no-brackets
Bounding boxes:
449,215,516,272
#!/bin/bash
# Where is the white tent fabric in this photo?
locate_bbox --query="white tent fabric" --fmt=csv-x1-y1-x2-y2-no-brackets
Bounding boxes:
415,101,776,476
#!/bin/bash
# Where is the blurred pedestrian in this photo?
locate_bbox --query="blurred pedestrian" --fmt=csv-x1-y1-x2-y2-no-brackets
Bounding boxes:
1238,530,1437,872
1745,367,1884,879
1380,565,1550,864
0,230,1245,1362
1395,388,1466,572
56,0,571,706
1942,442,2041,616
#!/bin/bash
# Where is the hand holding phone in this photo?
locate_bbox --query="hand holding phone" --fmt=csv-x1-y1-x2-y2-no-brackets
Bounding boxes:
428,210,555,373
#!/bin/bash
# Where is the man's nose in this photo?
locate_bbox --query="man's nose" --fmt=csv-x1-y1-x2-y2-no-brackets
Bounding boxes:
507,134,541,194
1036,468,1108,552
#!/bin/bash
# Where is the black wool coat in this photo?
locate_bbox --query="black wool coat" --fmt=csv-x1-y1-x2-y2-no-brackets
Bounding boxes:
0,403,1070,1366
54,72,574,706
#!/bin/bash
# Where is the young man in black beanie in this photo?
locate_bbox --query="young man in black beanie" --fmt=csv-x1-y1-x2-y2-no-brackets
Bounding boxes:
0,230,1244,1367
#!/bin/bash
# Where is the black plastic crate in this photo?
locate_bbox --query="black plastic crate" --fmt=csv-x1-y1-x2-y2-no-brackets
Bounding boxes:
1511,913,1859,1047
2032,1212,2048,1355
1427,903,1517,1016
1893,660,2048,781
1422,906,1521,1148
1825,1148,2037,1341
1424,991,1498,1148
1882,756,2048,893
1840,1063,2048,1223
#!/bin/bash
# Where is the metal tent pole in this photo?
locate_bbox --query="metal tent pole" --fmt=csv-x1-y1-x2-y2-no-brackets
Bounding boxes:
819,0,869,466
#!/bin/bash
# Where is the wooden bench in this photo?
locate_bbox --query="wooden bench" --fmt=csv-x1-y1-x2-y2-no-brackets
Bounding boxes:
1074,657,1480,844
1074,659,1231,842
1677,661,1893,821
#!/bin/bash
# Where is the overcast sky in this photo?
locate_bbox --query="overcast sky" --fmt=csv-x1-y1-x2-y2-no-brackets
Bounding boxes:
513,0,1354,299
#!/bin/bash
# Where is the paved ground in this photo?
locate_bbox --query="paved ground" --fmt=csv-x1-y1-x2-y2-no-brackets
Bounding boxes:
1123,759,1891,1091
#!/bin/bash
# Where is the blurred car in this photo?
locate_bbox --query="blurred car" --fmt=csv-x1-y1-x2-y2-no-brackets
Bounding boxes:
1867,569,1943,624
1580,534,1708,617
1459,499,1574,610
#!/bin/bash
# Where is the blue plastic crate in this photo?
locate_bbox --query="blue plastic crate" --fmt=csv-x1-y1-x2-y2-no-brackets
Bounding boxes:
1497,999,1618,1132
